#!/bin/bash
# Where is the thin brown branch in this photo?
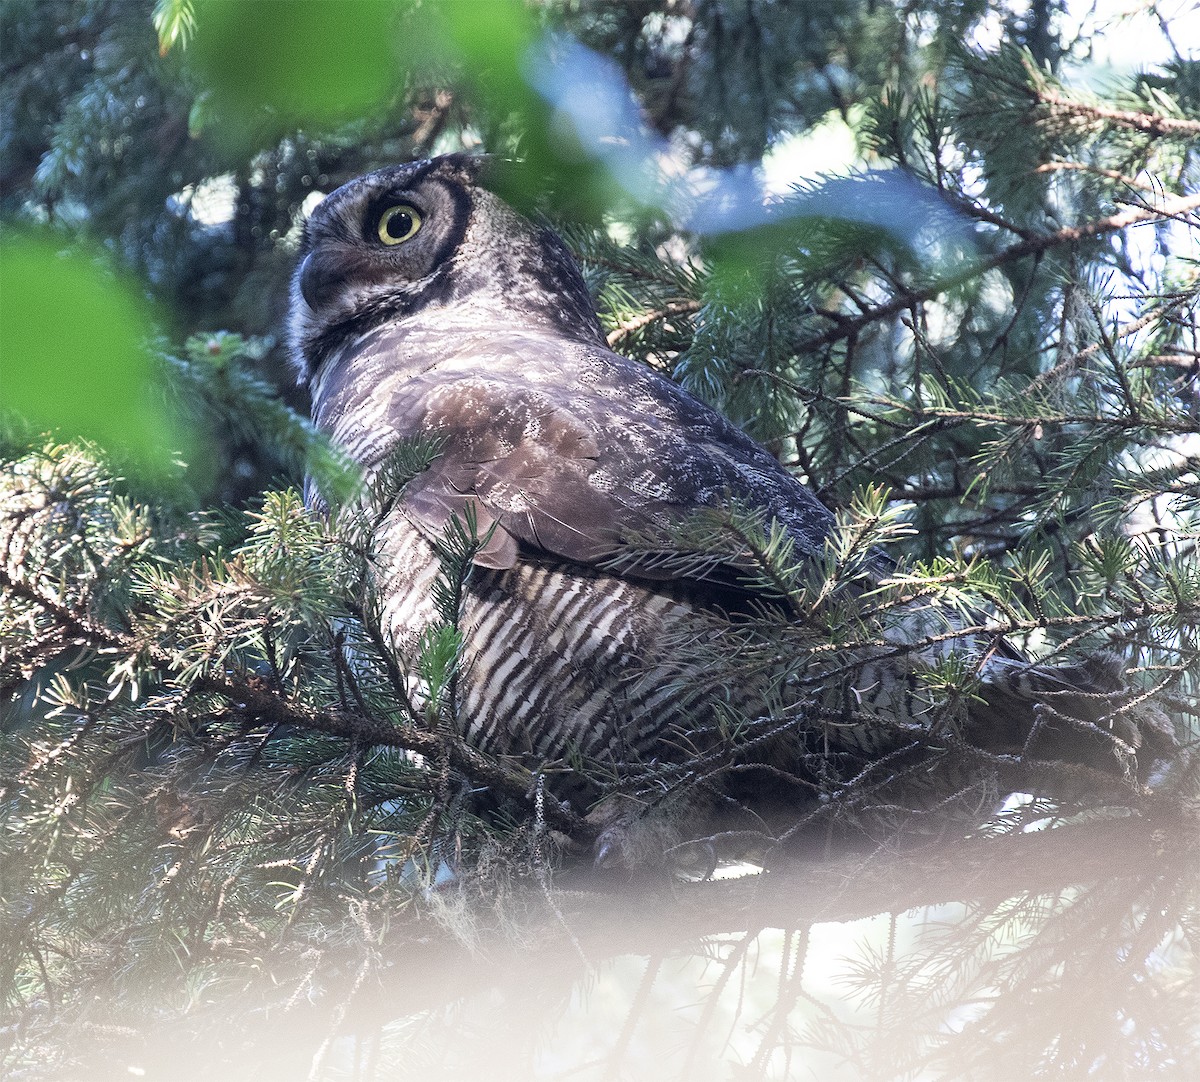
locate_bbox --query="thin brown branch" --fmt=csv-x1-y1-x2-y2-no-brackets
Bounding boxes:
606,299,701,348
865,396,1199,436
1025,292,1196,393
1136,354,1200,370
1,563,592,839
193,675,593,840
1035,160,1161,193
797,191,1200,354
1036,88,1200,137
938,188,1035,239
0,565,127,653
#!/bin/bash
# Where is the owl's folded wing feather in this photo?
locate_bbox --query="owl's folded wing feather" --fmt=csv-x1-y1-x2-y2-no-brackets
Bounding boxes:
388,362,838,585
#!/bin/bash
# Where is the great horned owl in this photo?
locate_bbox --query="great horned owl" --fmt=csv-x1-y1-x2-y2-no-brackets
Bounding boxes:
288,154,1170,822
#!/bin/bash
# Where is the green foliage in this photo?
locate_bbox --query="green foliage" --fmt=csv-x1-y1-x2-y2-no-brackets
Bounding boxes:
187,0,407,148
0,234,181,477
151,0,195,55
162,331,359,506
0,442,517,1075
418,507,492,728
2,1,1200,1077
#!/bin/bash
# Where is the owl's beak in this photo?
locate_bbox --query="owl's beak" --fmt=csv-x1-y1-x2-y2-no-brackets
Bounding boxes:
298,252,336,311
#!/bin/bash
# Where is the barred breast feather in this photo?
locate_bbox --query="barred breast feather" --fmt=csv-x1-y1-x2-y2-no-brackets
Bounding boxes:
371,513,710,765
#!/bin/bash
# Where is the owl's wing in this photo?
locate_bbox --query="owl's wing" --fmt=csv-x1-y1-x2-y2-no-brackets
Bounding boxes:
385,358,839,585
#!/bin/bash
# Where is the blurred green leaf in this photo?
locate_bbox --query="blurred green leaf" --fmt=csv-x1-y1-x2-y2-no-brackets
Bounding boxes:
188,0,406,149
432,0,613,220
0,233,180,475
185,0,611,220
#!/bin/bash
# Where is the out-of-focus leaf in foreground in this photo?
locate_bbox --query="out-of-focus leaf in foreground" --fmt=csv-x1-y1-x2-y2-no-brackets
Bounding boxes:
431,2,616,221
184,0,614,221
0,233,181,476
187,0,406,148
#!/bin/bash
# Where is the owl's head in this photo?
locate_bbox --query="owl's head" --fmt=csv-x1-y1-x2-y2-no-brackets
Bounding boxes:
288,154,602,382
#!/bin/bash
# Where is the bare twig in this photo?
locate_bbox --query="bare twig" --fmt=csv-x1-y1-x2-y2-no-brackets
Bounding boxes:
606,299,701,348
1035,160,1161,193
797,191,1200,355
1036,88,1200,138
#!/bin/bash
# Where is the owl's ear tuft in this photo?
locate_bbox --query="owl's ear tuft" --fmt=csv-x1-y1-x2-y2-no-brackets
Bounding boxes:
429,152,494,188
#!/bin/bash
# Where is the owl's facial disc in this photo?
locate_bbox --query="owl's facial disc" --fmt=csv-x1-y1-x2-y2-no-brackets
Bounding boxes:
295,167,471,321
288,155,488,382
298,196,431,313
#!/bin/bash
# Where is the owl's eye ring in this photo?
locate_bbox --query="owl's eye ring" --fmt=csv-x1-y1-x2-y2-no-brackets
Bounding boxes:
377,204,422,245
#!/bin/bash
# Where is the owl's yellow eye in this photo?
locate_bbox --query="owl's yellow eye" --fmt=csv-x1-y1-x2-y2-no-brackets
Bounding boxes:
377,204,422,245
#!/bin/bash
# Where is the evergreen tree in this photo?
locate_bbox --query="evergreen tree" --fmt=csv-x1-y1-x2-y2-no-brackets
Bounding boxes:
2,2,1197,1077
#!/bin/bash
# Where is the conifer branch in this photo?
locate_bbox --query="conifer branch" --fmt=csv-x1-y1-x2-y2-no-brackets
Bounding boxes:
606,299,702,347
193,675,593,839
798,191,1200,353
1,560,592,839
1034,160,1161,193
0,565,126,653
1035,88,1200,137
870,400,1199,436
4,10,1200,1078
1025,292,1196,392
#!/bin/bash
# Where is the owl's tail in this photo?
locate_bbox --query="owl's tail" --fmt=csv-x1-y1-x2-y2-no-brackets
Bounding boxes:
966,652,1181,788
